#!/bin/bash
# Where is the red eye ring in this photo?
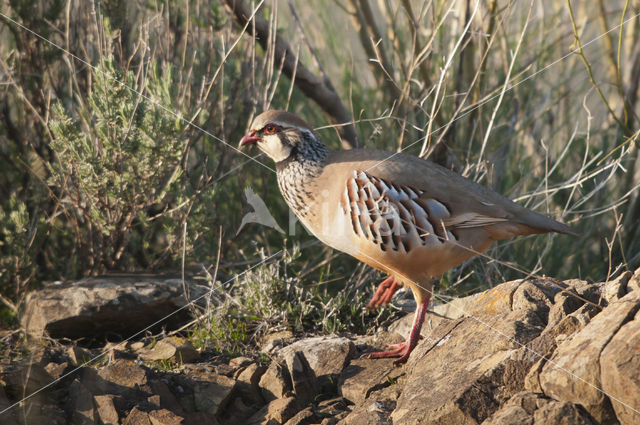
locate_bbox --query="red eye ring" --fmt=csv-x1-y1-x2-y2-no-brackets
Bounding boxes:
263,124,279,135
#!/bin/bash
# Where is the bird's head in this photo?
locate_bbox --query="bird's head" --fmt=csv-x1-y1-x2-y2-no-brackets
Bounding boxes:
239,110,325,163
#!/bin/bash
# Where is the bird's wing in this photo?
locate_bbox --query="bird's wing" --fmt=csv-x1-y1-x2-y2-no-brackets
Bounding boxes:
327,149,574,239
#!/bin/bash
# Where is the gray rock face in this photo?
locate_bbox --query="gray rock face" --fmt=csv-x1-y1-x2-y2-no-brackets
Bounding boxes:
20,274,209,339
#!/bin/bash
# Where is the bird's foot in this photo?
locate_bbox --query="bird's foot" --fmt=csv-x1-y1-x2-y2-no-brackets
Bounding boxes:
365,337,423,365
366,342,412,365
367,275,399,310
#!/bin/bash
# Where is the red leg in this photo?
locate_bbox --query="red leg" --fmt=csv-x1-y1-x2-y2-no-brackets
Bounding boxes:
367,275,399,310
367,293,431,365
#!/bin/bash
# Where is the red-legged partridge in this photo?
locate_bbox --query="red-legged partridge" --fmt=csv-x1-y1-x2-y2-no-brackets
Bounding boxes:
240,110,574,364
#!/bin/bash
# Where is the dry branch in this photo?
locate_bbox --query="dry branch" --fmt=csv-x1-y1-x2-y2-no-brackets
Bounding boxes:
222,0,361,149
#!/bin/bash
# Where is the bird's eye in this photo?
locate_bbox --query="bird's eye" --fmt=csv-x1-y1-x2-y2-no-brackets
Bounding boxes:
263,124,279,135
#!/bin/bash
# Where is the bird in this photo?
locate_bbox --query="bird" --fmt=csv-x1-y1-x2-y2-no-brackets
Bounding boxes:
239,110,574,364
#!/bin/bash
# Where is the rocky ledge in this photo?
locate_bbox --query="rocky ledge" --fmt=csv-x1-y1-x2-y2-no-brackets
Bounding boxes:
2,270,639,425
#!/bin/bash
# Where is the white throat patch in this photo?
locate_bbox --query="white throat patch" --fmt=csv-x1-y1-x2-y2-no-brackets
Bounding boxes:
259,134,292,163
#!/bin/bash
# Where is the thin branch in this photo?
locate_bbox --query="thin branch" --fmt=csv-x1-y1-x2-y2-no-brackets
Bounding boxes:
222,0,361,149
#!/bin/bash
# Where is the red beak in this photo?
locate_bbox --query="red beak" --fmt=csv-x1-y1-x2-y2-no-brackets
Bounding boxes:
239,130,261,147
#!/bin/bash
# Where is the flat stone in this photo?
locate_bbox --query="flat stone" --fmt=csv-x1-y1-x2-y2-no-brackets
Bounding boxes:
628,269,640,293
597,271,633,304
20,274,208,339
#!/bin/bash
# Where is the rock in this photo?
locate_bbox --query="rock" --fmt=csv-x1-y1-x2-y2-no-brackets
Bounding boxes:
539,289,640,423
482,405,532,425
628,269,640,293
259,360,293,402
98,359,149,389
68,346,94,365
214,363,235,377
281,350,319,406
338,384,399,425
20,274,208,339
390,280,555,339
123,406,153,425
390,280,550,425
532,401,597,425
148,379,184,414
597,271,633,304
2,361,52,396
600,305,640,425
182,364,236,415
6,272,640,425
44,361,69,380
182,411,220,425
0,385,10,411
137,337,199,364
524,303,597,393
93,394,119,425
148,408,184,425
68,378,95,425
278,336,355,393
237,363,267,406
248,396,299,425
483,392,597,425
261,330,295,354
339,358,402,405
316,397,349,423
230,356,253,369
283,406,318,425
0,399,67,425
388,287,485,337
219,396,258,425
